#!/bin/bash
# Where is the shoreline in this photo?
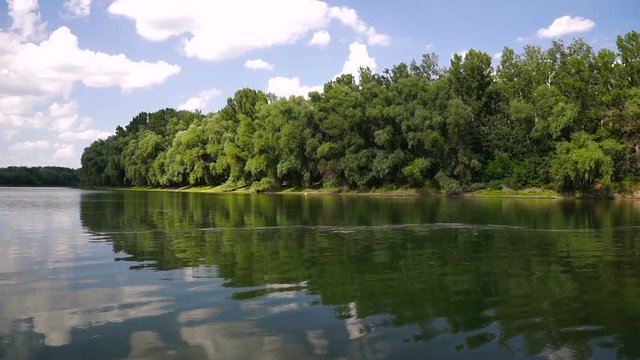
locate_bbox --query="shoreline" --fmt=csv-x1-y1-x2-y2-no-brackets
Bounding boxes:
79,185,640,200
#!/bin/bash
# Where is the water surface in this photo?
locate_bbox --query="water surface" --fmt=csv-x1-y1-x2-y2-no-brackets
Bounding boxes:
1,187,640,359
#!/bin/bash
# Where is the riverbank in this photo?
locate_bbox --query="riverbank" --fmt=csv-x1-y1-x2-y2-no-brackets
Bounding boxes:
84,185,574,199
85,185,433,196
82,184,640,199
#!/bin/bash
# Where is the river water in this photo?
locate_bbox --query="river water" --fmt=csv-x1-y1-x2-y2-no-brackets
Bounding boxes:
1,187,640,359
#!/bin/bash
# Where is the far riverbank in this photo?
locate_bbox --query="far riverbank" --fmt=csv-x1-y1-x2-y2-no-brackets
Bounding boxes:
81,185,640,200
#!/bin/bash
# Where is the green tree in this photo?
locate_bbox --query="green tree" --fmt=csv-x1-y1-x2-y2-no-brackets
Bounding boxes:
551,132,621,191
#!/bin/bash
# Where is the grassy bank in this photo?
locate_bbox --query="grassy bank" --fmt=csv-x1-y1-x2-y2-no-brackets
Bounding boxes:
83,183,640,199
84,184,575,199
84,185,433,196
463,188,561,199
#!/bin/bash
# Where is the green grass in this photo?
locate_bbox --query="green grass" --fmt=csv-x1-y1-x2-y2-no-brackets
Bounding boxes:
468,188,560,198
88,185,570,198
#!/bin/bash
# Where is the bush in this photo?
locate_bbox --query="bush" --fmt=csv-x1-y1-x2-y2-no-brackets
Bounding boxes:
401,157,432,186
251,177,278,192
435,172,462,194
550,132,621,191
463,182,488,192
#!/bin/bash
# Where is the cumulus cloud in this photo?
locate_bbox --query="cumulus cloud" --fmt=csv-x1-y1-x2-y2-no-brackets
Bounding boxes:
8,140,76,162
0,26,180,139
338,42,376,81
267,77,323,98
7,0,46,39
4,135,102,166
48,101,87,133
1,2,180,167
309,30,331,46
537,16,595,38
0,111,47,134
1,97,109,141
244,59,274,71
268,41,377,97
329,7,390,46
108,0,389,61
9,140,50,152
53,143,75,159
3,141,78,166
178,89,223,111
63,0,92,17
59,129,111,141
0,26,180,103
267,42,377,97
47,100,112,140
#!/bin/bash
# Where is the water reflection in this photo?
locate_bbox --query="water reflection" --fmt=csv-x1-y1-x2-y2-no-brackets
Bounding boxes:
79,191,640,359
1,188,640,359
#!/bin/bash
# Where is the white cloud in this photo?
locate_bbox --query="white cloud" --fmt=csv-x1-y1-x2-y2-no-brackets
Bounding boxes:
108,0,389,61
48,101,87,133
59,129,112,141
5,139,95,167
47,100,111,141
6,140,78,166
309,30,331,46
267,41,376,97
244,59,274,71
178,88,222,111
0,111,47,132
425,43,433,50
329,7,390,46
537,16,595,38
267,77,322,98
0,26,180,139
365,30,390,46
2,103,109,165
64,0,92,17
0,14,177,167
0,26,180,99
9,140,50,152
338,42,376,81
1,98,109,143
7,0,46,39
4,140,46,167
492,52,502,61
53,143,75,159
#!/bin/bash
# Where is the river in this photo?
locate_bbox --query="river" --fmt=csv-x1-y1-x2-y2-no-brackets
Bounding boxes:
1,187,639,359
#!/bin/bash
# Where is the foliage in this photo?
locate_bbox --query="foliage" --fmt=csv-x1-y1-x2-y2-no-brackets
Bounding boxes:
434,172,462,194
0,166,79,186
80,31,640,193
551,132,621,191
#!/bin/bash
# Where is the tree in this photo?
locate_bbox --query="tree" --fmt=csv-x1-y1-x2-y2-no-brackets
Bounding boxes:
78,31,640,194
164,124,213,186
122,130,164,186
551,132,621,191
617,31,640,86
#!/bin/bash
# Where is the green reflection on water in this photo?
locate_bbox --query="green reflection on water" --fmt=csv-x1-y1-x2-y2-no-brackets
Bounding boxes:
76,191,640,359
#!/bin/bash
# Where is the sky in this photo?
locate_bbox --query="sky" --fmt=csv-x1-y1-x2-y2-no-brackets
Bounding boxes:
0,0,638,168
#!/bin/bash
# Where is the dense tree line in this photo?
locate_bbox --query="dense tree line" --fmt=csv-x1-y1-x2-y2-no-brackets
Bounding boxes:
81,32,640,193
0,166,79,186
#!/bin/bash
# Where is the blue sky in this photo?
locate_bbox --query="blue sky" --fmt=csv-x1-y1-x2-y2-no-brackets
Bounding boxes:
0,0,638,168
